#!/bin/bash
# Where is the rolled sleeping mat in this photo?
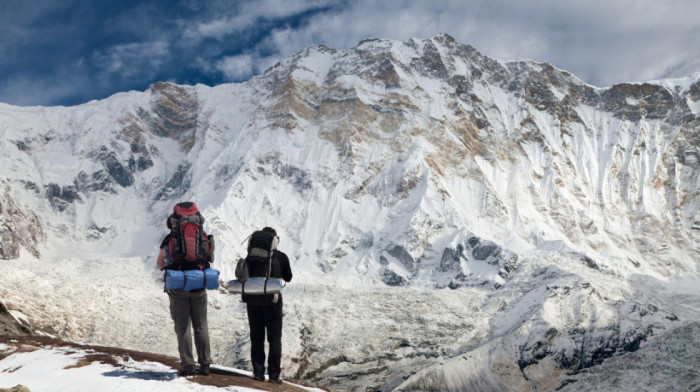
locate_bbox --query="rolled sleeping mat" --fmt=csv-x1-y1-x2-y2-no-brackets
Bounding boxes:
183,268,220,291
165,268,220,291
228,277,283,295
165,270,185,291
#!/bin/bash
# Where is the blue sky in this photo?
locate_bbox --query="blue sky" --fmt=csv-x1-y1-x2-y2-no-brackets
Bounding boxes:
1,0,698,106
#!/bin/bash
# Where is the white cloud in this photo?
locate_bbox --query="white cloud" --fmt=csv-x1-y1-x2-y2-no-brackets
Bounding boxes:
0,74,91,107
216,54,255,80
183,0,336,42
92,41,170,79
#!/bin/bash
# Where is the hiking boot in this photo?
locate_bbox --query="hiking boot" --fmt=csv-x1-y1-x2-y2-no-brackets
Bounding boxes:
177,367,195,377
198,364,210,376
268,378,283,385
252,374,265,382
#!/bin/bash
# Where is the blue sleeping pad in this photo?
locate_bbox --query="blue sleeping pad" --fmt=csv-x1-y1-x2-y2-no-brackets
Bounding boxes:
165,268,220,291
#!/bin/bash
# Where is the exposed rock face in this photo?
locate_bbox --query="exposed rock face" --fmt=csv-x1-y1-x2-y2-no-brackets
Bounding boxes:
0,386,31,392
140,82,199,151
45,183,81,212
156,161,192,201
0,190,43,259
517,297,674,374
437,236,520,289
0,301,32,335
557,322,700,391
74,170,118,194
89,146,134,188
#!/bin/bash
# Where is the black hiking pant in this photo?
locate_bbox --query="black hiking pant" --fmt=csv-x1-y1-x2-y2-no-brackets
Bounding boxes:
247,301,283,379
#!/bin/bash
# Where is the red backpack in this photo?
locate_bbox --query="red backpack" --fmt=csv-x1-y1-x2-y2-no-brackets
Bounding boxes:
164,202,214,270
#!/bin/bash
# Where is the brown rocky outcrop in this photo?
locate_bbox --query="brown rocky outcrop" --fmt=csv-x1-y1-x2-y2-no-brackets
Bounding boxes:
0,336,316,392
139,82,200,151
0,189,43,260
0,301,32,335
0,386,31,392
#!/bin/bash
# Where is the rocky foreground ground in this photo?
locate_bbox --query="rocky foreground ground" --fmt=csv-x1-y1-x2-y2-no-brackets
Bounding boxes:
0,334,324,392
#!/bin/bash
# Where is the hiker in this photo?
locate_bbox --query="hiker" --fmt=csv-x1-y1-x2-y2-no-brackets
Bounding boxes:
240,227,293,384
157,202,213,377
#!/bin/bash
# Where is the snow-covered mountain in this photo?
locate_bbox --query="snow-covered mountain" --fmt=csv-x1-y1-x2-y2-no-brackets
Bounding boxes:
0,34,698,391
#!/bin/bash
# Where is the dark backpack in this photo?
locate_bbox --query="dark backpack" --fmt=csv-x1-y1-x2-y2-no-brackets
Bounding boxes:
236,230,281,304
164,202,214,270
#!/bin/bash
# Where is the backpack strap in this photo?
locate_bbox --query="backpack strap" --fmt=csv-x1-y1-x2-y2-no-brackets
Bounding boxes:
264,249,273,295
178,228,186,257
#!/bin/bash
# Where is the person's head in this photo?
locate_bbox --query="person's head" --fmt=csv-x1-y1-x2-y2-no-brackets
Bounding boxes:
262,227,277,236
167,214,175,230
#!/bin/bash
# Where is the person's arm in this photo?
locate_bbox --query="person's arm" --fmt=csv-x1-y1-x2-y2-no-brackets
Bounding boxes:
279,251,293,282
157,234,171,270
157,248,165,270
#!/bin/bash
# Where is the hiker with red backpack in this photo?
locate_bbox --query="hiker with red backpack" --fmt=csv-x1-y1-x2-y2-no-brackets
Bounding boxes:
235,227,293,384
157,202,216,377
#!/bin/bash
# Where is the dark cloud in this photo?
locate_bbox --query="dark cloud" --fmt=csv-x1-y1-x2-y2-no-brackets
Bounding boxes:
0,0,697,106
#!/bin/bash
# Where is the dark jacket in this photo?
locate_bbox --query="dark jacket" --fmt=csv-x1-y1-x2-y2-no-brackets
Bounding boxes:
243,250,292,306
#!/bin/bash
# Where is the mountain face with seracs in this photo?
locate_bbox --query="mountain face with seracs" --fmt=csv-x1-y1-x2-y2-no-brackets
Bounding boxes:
0,34,698,391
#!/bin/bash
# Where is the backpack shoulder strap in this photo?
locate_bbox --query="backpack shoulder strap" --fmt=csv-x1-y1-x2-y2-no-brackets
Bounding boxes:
160,234,171,249
263,248,272,294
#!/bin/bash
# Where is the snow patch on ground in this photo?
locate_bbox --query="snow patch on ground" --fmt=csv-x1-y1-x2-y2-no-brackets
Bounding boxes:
0,346,225,392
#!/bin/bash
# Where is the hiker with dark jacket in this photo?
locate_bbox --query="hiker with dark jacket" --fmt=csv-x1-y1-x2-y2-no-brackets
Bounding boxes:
242,227,293,384
157,203,213,377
